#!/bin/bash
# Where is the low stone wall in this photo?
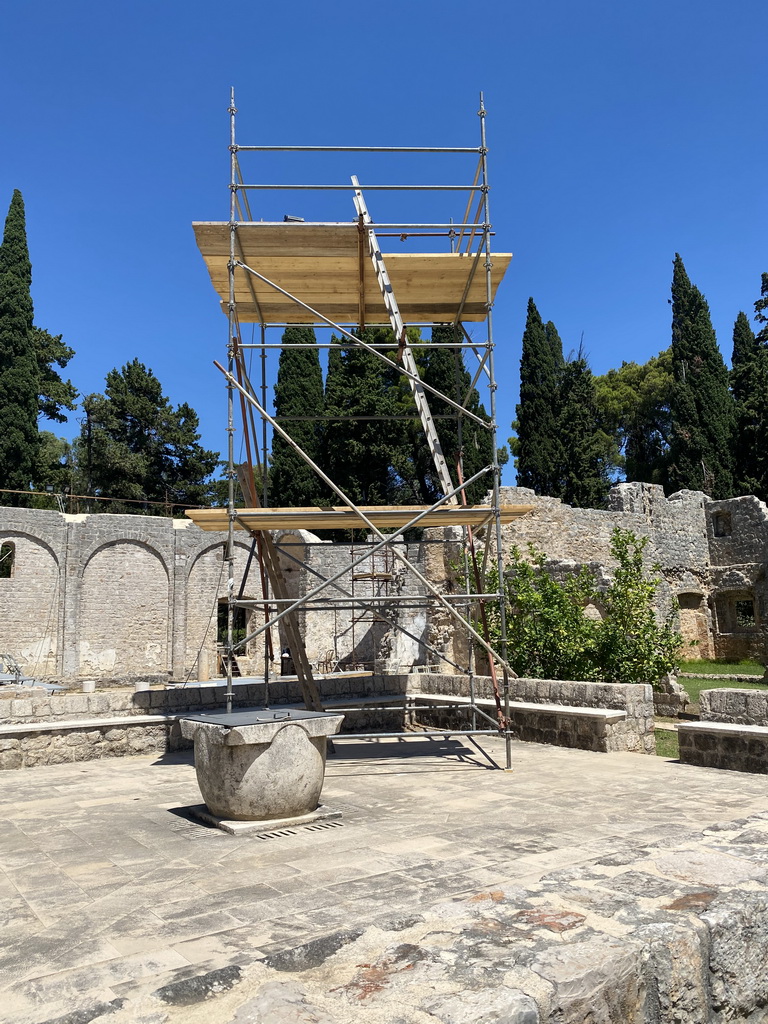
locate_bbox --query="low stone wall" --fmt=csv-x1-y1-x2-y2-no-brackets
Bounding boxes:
679,721,768,774
700,688,768,726
0,673,410,726
0,672,658,770
0,675,412,770
653,676,693,718
410,673,655,753
0,716,186,771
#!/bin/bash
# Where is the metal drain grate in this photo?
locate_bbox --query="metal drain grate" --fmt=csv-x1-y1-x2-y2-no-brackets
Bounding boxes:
304,820,345,833
171,820,222,840
255,828,299,841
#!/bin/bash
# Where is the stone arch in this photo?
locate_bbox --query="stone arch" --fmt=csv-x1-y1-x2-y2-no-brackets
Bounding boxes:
79,540,170,678
186,540,265,678
0,530,61,674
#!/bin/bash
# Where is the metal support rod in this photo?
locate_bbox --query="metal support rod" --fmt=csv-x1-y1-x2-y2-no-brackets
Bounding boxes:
236,183,481,191
225,87,238,715
233,260,490,429
235,145,481,153
478,93,513,772
461,325,493,380
238,342,488,350
214,364,517,680
463,347,491,405
228,221,490,230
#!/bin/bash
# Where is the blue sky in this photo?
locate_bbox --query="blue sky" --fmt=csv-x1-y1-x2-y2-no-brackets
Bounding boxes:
1,0,765,487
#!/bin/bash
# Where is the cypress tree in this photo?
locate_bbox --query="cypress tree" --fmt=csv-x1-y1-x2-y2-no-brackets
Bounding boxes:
270,326,325,506
731,277,768,501
667,255,735,497
0,190,39,503
422,324,493,504
323,328,408,505
557,351,611,508
513,298,564,495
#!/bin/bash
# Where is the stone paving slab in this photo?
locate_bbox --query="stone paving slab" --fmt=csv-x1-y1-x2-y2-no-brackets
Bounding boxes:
0,735,767,1022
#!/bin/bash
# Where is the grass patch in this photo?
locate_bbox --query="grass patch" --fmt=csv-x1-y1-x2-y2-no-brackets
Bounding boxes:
655,728,679,759
680,659,763,675
679,674,768,710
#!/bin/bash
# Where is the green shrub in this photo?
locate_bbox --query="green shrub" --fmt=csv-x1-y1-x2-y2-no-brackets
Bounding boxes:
464,527,683,686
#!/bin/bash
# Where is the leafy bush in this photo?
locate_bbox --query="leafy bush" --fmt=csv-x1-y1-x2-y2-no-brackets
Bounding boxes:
464,528,682,686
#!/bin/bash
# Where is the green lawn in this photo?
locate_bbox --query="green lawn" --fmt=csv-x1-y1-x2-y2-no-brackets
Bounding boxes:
680,658,764,676
655,661,768,757
680,675,768,708
655,728,679,759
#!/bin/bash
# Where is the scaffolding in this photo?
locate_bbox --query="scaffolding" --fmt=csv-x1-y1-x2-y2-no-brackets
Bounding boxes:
187,90,532,769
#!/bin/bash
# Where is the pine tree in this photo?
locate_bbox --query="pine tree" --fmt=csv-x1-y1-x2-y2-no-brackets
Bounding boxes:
32,326,77,424
513,298,564,496
558,350,611,508
595,349,673,486
270,326,325,506
75,359,218,514
667,255,735,497
0,191,39,503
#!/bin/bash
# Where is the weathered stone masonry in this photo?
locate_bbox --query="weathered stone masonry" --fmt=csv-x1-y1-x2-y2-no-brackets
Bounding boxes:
497,483,768,662
0,509,431,682
0,482,765,681
0,508,259,681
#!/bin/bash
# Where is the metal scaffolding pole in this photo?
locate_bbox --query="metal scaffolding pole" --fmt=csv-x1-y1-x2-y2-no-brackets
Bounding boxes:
477,93,514,770
200,91,517,756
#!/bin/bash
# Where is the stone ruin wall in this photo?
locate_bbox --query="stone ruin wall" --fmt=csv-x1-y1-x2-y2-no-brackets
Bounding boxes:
0,481,765,682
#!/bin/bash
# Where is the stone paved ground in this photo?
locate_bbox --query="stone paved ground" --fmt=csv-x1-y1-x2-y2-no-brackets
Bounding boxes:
2,736,768,1023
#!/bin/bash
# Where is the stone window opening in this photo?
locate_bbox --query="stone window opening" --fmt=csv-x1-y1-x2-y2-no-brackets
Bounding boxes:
735,600,756,630
715,591,759,633
0,542,15,579
712,511,732,537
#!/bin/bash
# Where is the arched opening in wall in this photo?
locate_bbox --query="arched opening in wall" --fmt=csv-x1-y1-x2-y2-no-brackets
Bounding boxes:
217,598,251,675
0,542,15,579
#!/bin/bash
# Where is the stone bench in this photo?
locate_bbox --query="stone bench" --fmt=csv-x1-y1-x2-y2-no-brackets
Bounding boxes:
412,694,628,753
678,721,768,774
0,714,186,770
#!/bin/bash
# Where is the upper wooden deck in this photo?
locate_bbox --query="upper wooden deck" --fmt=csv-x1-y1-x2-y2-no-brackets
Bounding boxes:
193,222,512,324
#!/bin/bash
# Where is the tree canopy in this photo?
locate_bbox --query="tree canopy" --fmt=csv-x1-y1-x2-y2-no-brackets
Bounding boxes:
731,277,768,502
413,324,494,505
0,190,39,502
270,326,326,507
667,254,735,497
595,349,673,486
75,359,218,514
557,349,611,508
513,298,564,496
322,328,409,506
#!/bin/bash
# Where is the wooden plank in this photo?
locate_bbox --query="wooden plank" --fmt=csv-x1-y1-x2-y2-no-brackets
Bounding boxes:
193,221,512,326
225,302,493,323
186,505,534,532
